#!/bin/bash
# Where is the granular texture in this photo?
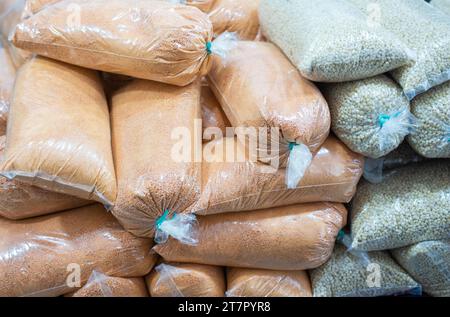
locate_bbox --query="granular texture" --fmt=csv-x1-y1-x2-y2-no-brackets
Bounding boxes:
226,268,312,297
185,0,216,12
391,239,450,297
21,0,60,19
146,262,225,297
155,203,347,270
12,0,213,86
408,81,450,158
351,161,450,252
111,79,202,239
322,75,413,159
0,41,15,135
0,57,117,207
0,204,156,297
208,0,260,40
310,244,420,297
0,136,89,220
259,0,413,82
190,136,364,216
430,0,450,15
349,0,450,99
201,83,230,139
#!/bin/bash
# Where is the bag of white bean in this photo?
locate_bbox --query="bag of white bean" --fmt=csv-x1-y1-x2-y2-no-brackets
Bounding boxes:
429,0,450,15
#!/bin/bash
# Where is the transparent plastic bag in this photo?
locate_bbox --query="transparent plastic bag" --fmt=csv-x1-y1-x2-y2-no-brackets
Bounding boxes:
349,0,450,100
0,204,156,297
0,41,15,136
201,82,230,139
391,239,450,297
322,75,415,159
351,161,450,252
146,262,225,297
226,268,312,297
0,57,117,207
154,203,347,271
111,79,202,240
259,0,414,83
21,0,60,19
208,41,330,188
430,0,450,15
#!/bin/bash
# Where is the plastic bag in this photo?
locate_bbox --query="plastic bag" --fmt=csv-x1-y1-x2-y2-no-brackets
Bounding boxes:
12,0,213,86
351,161,450,252
430,0,450,15
226,268,312,297
201,83,230,139
259,0,413,83
111,79,202,240
0,41,15,136
146,263,225,297
349,0,450,100
208,41,330,188
154,203,347,271
391,239,450,297
0,57,117,207
0,204,156,297
190,136,364,216
408,81,450,158
21,0,60,19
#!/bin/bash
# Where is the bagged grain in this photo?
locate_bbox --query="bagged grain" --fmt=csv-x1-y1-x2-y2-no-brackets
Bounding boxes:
0,0,17,16
430,0,450,15
190,136,363,216
349,0,450,100
391,239,450,297
322,75,414,159
0,57,117,207
66,271,149,297
0,204,156,297
12,0,214,86
201,83,230,139
208,41,330,188
21,0,60,19
408,81,450,158
351,161,450,252
155,203,347,271
0,41,15,136
146,262,225,297
226,268,312,297
259,0,413,83
111,79,201,241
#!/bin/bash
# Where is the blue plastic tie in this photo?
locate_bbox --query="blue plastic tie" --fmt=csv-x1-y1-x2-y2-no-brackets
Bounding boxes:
155,210,170,229
336,230,345,242
378,111,401,128
206,42,212,55
289,142,296,151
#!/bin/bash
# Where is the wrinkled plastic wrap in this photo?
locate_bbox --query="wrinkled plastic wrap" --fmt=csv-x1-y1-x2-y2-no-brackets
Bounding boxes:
351,161,450,251
0,204,156,297
111,79,202,240
391,239,450,297
0,57,117,207
322,75,414,159
155,203,347,271
259,0,413,83
12,0,213,86
349,0,450,100
0,0,18,16
21,0,60,19
430,0,450,15
408,81,450,158
0,41,15,136
189,136,364,216
146,262,225,297
201,83,230,139
226,268,312,297
208,41,330,188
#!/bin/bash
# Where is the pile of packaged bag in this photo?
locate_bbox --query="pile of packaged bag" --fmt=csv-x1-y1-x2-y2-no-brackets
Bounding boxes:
0,0,448,297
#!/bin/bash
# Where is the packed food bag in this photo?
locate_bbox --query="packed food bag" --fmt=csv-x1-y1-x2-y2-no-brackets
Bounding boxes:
322,75,414,159
349,0,450,100
226,268,312,297
201,83,230,139
391,239,450,297
0,0,18,16
259,0,413,82
111,79,202,241
430,0,450,15
408,81,450,158
0,57,117,207
155,203,347,271
21,0,60,19
208,41,330,188
351,161,450,252
0,41,15,136
146,263,225,297
190,136,363,215
12,0,214,86
0,204,156,297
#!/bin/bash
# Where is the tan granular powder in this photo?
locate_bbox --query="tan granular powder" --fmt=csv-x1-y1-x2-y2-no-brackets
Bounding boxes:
208,41,330,167
12,0,213,86
155,203,347,270
208,0,260,40
0,56,117,207
226,268,312,297
146,262,225,297
111,79,202,239
0,204,156,297
201,83,230,139
190,136,363,215
0,42,15,136
21,0,60,19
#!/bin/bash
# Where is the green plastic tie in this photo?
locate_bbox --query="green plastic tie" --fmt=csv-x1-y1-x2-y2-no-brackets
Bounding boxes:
206,42,212,55
155,210,170,229
289,142,297,151
378,111,402,128
337,230,345,242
